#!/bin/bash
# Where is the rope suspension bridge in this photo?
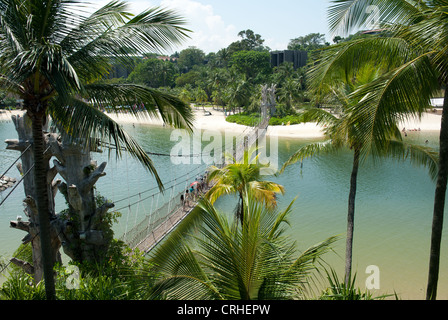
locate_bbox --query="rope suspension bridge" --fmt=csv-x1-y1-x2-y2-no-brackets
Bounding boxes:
0,87,274,262
0,115,270,256
118,116,270,253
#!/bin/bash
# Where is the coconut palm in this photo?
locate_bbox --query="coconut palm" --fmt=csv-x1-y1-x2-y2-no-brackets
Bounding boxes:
206,147,285,226
224,76,252,114
0,0,194,299
277,77,303,113
326,0,448,300
143,191,339,300
281,62,439,287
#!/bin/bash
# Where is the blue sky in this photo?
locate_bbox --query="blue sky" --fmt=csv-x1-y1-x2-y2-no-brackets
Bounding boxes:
90,0,332,54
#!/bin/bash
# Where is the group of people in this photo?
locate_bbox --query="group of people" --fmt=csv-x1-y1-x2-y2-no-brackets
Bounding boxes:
180,172,209,211
402,127,421,137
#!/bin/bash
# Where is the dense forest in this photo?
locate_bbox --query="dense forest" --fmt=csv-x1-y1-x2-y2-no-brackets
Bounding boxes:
100,30,338,124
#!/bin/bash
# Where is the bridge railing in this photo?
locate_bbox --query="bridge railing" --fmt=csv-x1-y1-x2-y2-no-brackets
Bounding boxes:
123,115,271,252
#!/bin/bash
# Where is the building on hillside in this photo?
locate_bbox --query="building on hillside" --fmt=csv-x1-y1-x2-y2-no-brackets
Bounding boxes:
270,50,308,69
157,55,178,62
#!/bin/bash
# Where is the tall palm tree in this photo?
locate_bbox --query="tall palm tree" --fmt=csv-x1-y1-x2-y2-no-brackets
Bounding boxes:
326,0,448,300
144,191,339,300
281,62,439,287
224,76,252,114
277,77,303,112
206,148,285,226
0,0,194,299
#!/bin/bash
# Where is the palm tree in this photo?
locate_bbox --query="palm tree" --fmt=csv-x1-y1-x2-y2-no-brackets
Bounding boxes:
206,148,285,226
144,191,339,300
224,76,252,114
277,77,303,113
326,0,448,300
0,0,194,299
281,62,439,287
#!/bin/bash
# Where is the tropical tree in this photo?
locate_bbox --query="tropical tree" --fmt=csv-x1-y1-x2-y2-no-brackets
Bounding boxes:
177,46,206,73
144,191,339,300
281,62,439,287
127,58,179,88
326,0,448,300
206,148,285,226
229,50,272,84
288,33,328,52
227,29,270,55
276,77,303,113
223,76,253,114
0,0,193,299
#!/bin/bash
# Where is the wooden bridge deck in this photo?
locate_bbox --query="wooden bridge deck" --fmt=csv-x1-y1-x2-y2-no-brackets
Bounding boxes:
134,202,195,253
132,120,270,254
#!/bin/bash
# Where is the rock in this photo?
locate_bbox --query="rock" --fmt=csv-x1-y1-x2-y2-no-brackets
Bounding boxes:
0,175,17,191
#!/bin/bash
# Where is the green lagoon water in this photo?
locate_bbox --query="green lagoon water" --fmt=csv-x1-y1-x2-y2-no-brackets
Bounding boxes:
0,118,447,300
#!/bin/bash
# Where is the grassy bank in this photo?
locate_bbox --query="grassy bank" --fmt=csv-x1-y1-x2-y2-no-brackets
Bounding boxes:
226,112,305,127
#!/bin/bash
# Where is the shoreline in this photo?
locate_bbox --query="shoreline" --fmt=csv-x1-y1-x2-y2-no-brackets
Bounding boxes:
1,109,442,139
106,109,444,139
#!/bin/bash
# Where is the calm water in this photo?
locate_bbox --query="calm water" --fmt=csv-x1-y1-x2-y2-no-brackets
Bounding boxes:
0,118,447,299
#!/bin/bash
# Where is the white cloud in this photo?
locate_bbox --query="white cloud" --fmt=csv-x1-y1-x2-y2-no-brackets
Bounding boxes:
78,0,238,54
160,0,238,53
265,38,289,52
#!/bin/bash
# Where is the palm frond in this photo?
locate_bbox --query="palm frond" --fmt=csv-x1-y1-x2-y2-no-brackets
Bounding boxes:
63,2,191,80
377,139,439,181
148,193,339,300
328,0,425,37
84,83,195,131
348,51,439,155
48,96,164,189
307,36,421,98
280,140,340,173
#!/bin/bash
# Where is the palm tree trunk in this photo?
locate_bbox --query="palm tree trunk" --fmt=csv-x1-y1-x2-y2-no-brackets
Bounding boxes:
345,147,360,286
31,111,56,300
238,192,244,226
426,88,448,300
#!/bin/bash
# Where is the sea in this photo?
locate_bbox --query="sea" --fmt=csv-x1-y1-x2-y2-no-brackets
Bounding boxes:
0,118,447,300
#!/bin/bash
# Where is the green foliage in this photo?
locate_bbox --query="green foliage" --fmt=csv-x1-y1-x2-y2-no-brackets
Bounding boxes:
225,112,305,127
147,192,339,300
319,268,394,300
178,47,206,72
0,240,153,300
288,33,328,52
227,29,270,53
0,90,18,108
175,70,202,87
0,274,47,300
229,51,272,83
269,114,304,126
127,58,179,88
226,113,262,126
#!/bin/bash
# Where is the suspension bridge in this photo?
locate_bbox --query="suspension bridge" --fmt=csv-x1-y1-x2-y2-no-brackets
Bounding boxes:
119,116,270,253
0,113,271,258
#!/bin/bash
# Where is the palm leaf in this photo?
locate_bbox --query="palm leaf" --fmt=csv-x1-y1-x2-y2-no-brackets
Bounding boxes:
149,194,337,300
377,139,439,181
348,51,439,155
84,83,195,130
328,0,425,36
280,141,340,173
48,95,165,189
63,2,191,81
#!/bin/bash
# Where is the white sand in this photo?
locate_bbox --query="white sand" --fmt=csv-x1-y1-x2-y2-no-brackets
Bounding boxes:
399,112,442,132
1,108,443,139
0,110,23,121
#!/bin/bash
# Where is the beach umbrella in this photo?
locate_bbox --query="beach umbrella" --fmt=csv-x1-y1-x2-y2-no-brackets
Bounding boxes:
190,181,198,187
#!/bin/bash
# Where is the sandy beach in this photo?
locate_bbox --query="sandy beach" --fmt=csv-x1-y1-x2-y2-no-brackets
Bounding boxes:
104,108,443,138
1,108,443,139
